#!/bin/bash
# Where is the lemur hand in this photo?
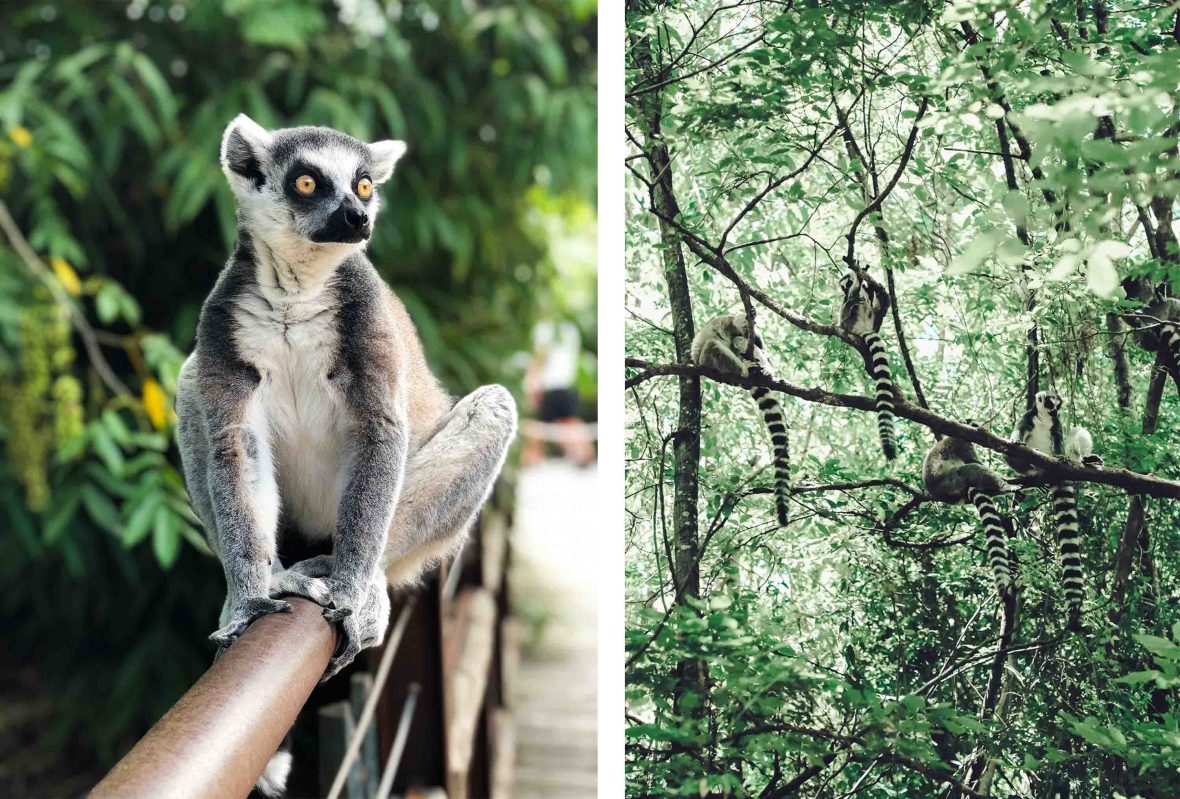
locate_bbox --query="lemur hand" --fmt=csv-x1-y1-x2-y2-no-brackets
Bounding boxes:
209,596,293,648
270,556,335,608
321,575,391,680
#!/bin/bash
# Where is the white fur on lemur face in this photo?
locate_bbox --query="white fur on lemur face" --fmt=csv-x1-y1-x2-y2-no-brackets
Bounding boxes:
1034,390,1063,416
219,114,406,272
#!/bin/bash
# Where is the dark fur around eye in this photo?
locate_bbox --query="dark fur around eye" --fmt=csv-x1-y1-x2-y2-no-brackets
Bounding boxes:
282,162,333,206
353,170,373,202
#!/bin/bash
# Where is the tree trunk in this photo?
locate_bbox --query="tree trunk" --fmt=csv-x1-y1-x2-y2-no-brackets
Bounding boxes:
628,0,705,761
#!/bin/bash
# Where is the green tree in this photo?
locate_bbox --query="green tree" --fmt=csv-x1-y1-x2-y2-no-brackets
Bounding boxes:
626,2,1180,796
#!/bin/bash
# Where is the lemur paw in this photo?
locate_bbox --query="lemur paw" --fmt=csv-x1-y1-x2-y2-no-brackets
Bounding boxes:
285,554,335,578
1082,454,1104,468
270,569,333,608
320,580,390,681
209,596,293,648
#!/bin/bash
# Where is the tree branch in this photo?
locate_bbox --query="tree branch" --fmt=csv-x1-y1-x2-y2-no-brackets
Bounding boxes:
0,199,131,397
845,97,929,269
625,359,1180,498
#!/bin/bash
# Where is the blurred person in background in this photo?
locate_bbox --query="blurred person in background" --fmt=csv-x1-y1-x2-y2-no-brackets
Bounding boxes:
523,318,595,466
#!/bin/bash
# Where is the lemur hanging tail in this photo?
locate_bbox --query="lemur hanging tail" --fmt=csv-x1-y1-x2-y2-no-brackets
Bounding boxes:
1049,483,1084,631
965,485,1013,597
750,386,790,526
862,331,897,460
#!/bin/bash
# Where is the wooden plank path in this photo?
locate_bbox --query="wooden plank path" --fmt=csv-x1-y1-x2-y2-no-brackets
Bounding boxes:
505,461,598,799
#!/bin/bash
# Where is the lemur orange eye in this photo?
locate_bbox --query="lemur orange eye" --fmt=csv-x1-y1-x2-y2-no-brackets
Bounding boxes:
295,175,316,195
356,177,373,199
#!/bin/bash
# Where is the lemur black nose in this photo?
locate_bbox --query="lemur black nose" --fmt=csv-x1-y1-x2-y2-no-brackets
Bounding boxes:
344,205,369,230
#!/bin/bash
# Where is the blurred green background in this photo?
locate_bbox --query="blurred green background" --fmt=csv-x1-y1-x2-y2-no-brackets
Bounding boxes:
0,0,596,793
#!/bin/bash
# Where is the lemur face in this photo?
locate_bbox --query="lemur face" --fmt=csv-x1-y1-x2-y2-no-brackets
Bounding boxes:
839,273,855,299
219,114,406,255
1035,390,1062,415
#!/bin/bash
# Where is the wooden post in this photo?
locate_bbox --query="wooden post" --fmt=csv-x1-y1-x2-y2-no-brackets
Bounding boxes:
318,702,364,799
350,672,381,797
376,577,447,792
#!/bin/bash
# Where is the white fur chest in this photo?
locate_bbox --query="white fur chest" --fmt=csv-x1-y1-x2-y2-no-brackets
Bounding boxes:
848,291,875,336
1025,416,1056,455
233,278,350,541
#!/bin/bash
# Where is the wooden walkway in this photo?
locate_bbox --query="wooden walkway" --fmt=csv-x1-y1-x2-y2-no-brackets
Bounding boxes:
505,461,598,799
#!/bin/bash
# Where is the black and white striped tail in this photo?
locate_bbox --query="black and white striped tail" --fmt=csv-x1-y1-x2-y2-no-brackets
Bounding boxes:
1050,483,1084,632
965,486,1013,597
863,332,897,460
750,386,789,526
1163,324,1180,366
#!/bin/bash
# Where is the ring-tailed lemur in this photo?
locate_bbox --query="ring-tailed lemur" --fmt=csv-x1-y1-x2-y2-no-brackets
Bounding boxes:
923,435,1014,599
176,116,516,797
1004,391,1100,632
1123,278,1180,364
691,314,790,526
838,270,897,460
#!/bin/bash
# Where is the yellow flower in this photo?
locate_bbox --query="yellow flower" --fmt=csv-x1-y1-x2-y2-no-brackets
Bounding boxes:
50,256,82,296
8,126,32,148
142,378,168,431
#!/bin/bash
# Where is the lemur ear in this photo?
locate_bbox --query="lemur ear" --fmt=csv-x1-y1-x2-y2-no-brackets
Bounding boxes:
220,114,273,188
369,140,407,183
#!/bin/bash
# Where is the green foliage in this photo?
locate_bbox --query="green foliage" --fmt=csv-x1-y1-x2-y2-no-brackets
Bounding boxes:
627,1,1180,796
0,0,594,788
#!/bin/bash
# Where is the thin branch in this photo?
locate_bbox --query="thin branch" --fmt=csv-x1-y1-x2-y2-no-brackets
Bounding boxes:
845,98,930,269
626,31,769,98
0,199,131,396
625,359,1180,498
887,266,931,413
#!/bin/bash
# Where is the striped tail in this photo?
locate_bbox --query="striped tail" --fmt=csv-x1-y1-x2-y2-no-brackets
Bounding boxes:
1163,324,1180,366
965,486,1013,598
750,386,790,526
863,332,897,460
1050,483,1084,632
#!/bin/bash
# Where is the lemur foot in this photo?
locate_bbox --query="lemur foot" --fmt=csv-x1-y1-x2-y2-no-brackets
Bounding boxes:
1082,454,1104,467
320,578,390,681
270,569,333,608
209,596,293,648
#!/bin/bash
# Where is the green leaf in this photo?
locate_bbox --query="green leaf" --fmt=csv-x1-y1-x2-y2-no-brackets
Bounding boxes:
1086,240,1131,298
123,493,161,547
152,504,180,569
81,483,124,536
949,231,1001,275
90,424,126,477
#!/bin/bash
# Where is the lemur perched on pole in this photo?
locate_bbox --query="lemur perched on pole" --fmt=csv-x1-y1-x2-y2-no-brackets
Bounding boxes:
838,268,898,460
177,116,516,797
923,435,1015,601
691,313,791,526
1004,391,1101,632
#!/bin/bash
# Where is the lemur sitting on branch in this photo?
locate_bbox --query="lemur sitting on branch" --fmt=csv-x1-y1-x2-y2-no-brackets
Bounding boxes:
177,116,516,797
1004,391,1100,632
1122,276,1180,365
691,313,790,526
923,435,1015,601
838,269,898,460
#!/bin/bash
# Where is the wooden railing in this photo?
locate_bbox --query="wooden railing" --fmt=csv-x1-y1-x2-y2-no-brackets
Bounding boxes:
91,482,515,799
